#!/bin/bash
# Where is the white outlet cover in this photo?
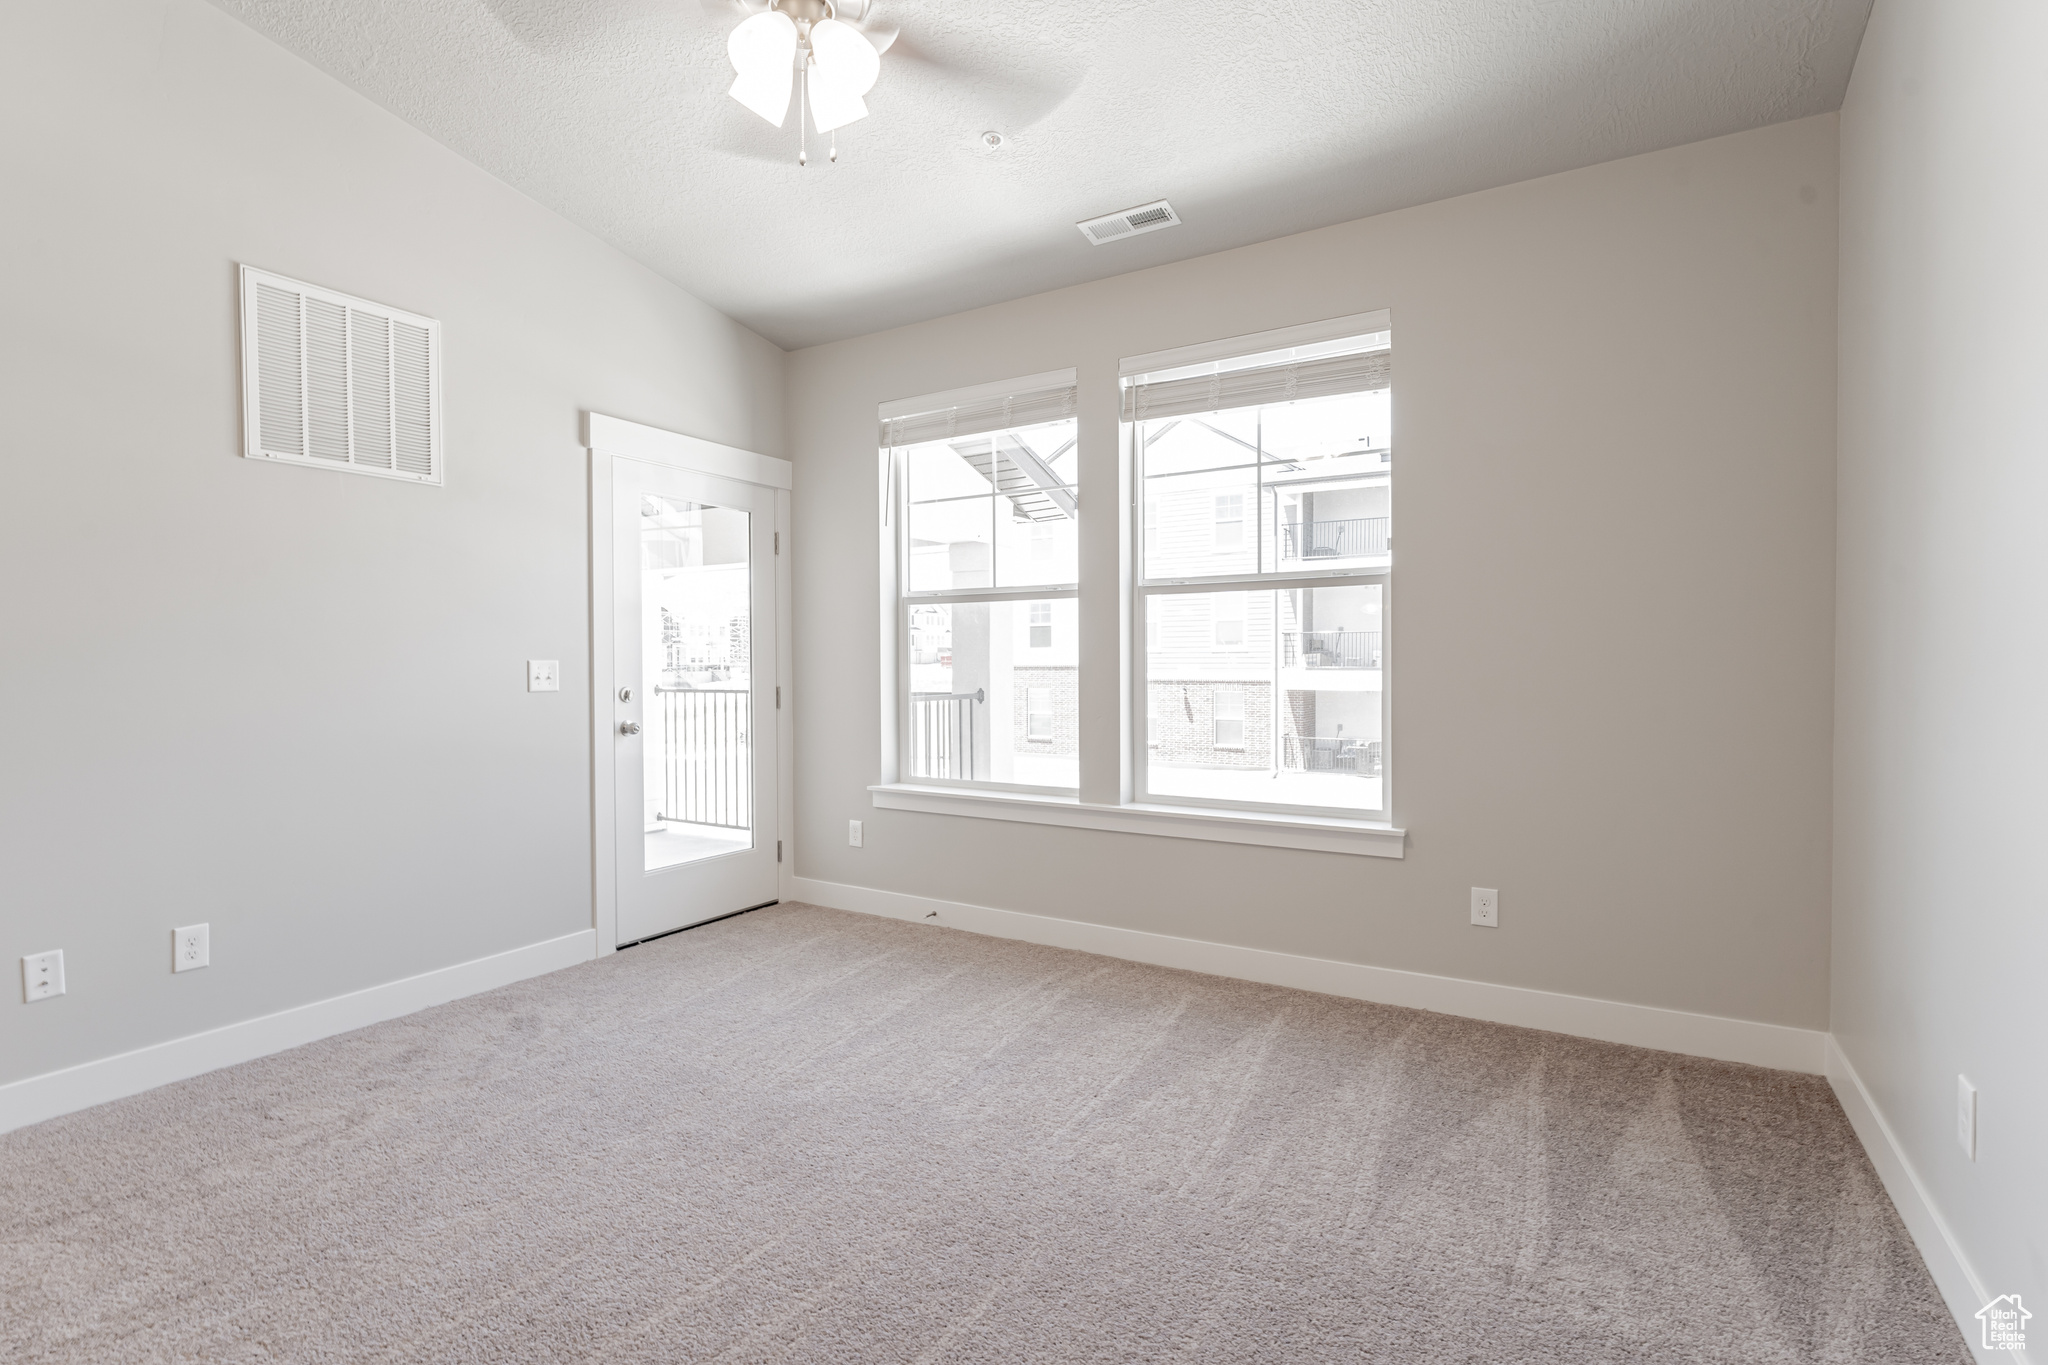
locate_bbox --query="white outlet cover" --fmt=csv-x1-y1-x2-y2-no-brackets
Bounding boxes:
1957,1074,1977,1160
528,659,560,692
1471,887,1499,927
848,819,863,847
174,923,210,973
22,949,65,1002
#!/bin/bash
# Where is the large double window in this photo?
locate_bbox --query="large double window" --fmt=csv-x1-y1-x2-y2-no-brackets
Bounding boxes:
881,315,1392,833
886,371,1079,792
1127,321,1391,819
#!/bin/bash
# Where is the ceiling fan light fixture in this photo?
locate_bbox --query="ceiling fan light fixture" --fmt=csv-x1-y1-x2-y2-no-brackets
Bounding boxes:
806,17,879,131
808,18,880,97
806,67,868,133
728,9,799,126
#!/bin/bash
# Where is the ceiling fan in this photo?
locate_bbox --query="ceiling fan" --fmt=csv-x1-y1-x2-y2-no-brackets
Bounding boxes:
710,0,897,165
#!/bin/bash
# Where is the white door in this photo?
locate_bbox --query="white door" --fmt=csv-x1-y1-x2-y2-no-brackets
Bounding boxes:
613,458,778,943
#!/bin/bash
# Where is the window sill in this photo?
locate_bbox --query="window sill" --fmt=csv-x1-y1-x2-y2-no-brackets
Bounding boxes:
867,783,1405,858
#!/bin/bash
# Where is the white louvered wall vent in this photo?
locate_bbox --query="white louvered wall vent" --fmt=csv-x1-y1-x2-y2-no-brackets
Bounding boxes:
1076,200,1180,246
239,266,443,485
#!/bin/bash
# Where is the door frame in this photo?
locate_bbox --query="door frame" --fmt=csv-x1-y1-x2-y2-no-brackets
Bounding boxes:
586,412,793,956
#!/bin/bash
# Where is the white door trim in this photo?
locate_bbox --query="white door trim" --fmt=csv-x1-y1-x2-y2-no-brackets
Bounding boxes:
586,413,793,954
586,413,793,490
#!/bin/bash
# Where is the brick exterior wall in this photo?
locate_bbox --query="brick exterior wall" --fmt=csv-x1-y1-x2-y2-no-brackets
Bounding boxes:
1147,680,1272,768
1014,666,1079,756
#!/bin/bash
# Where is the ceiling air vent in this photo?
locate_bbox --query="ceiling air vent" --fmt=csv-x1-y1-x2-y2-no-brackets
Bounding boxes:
1077,200,1180,246
239,265,443,485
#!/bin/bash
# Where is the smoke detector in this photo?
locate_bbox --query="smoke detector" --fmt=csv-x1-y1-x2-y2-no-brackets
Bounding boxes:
1076,200,1180,246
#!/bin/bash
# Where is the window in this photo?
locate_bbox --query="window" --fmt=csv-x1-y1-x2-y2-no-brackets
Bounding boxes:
1026,687,1054,742
1213,493,1244,548
1127,315,1391,819
885,370,1078,792
1211,591,1246,647
1210,688,1245,749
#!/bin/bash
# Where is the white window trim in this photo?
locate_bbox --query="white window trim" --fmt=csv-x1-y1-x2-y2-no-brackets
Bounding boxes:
1126,314,1393,825
868,782,1404,858
869,327,1408,857
882,370,1080,797
1120,309,1391,379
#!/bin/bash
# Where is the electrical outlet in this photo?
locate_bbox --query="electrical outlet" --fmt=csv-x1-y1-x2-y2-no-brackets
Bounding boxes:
848,819,863,848
527,660,560,692
22,950,64,1002
174,924,210,973
1957,1075,1977,1160
1470,887,1499,928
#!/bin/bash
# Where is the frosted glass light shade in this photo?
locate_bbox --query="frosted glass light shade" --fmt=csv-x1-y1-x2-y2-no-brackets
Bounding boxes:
809,19,880,96
728,10,798,126
807,17,878,132
807,67,868,133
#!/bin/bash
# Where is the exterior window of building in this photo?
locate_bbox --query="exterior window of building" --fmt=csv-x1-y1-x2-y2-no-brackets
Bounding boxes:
1026,687,1054,742
885,371,1079,792
1125,318,1391,819
1213,493,1245,548
1211,591,1247,647
1211,687,1245,749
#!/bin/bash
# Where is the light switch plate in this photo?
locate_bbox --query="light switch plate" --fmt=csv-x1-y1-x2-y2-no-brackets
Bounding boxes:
22,950,64,1002
174,924,210,973
1471,887,1499,927
527,660,560,692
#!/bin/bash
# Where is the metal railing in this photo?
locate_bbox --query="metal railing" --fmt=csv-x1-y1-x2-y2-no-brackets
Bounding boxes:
1282,735,1382,776
655,687,750,830
910,689,980,780
1282,630,1382,669
1281,516,1389,559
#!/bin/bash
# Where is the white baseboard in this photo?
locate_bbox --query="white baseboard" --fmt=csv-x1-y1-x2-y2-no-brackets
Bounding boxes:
0,929,597,1136
1826,1036,2016,1364
786,877,1827,1073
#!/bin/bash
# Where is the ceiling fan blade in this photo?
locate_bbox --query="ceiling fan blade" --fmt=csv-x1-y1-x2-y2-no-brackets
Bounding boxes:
885,35,1086,131
485,0,686,52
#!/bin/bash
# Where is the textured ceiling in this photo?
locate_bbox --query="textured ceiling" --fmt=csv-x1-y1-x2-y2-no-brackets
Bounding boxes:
209,0,1873,349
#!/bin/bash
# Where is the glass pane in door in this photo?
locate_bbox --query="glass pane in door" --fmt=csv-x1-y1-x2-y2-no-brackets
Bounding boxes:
640,494,752,871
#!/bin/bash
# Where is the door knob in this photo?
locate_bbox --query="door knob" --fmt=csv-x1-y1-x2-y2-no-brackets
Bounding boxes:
620,722,640,735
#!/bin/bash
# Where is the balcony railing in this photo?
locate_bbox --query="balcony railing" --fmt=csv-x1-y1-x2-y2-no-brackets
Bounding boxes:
1282,735,1382,776
910,689,981,781
1281,516,1389,559
1282,630,1382,669
655,687,750,830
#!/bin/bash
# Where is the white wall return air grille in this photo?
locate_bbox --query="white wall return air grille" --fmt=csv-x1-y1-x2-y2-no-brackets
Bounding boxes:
1076,200,1181,246
239,265,443,485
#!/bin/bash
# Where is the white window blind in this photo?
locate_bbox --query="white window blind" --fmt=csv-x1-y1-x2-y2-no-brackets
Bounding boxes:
240,265,443,484
1121,346,1390,422
880,375,1078,448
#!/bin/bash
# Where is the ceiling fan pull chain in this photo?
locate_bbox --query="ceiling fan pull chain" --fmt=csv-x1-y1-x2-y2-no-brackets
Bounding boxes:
798,60,809,166
830,128,838,164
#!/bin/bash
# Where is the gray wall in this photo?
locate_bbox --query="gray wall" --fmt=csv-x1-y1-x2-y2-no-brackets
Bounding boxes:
787,115,1841,1031
0,0,784,1086
1835,0,2047,1319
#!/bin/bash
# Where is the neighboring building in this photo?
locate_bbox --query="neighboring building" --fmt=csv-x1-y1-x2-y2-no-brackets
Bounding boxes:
1142,444,1389,783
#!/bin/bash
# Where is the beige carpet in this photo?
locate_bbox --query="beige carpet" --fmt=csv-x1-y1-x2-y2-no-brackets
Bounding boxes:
2,903,1967,1363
